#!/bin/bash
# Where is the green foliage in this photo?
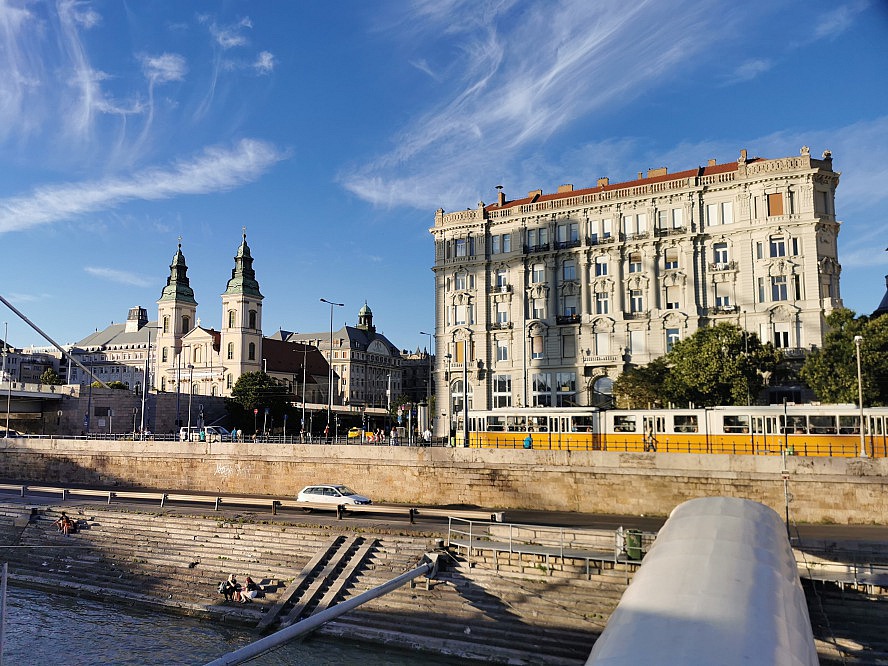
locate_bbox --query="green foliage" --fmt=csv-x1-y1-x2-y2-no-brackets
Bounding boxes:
613,358,669,409
800,309,888,406
662,323,781,407
39,368,63,385
227,372,291,433
91,380,128,389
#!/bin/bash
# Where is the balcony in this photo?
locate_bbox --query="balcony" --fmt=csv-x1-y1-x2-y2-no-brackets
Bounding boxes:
556,313,581,325
524,243,551,254
708,261,737,272
707,305,739,315
492,284,512,294
655,226,686,237
489,321,513,330
624,232,650,242
588,235,616,246
623,311,649,320
781,347,808,359
555,239,581,250
582,353,620,366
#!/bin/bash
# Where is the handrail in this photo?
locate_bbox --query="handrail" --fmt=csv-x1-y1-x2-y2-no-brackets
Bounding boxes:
204,559,435,666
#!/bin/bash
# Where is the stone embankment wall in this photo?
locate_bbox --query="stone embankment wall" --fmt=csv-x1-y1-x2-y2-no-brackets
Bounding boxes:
1,438,886,524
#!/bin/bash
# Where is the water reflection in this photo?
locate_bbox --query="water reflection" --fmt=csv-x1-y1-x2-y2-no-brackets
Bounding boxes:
3,586,464,665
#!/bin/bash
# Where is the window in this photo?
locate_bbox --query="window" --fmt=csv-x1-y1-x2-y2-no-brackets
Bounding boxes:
562,295,578,317
602,218,613,238
455,238,467,257
771,275,788,301
226,374,232,389
562,259,576,281
622,215,634,236
714,283,731,308
181,315,190,333
531,335,545,360
629,252,642,273
556,372,576,407
162,347,168,363
595,332,610,355
674,415,699,433
161,377,166,391
227,342,234,360
791,237,800,256
665,286,679,310
664,248,679,270
723,415,750,434
774,323,790,348
491,235,500,254
532,297,545,319
637,213,647,235
532,263,545,283
707,203,719,226
162,316,170,334
528,227,548,249
562,333,576,358
630,289,643,313
614,415,636,432
496,302,508,324
492,374,512,408
454,304,467,325
496,340,508,362
770,236,786,257
793,274,802,300
532,373,552,407
249,310,257,329
672,208,683,229
629,330,645,354
666,328,680,352
228,310,236,328
595,291,609,315
556,222,578,245
502,234,511,252
758,277,766,303
454,273,466,290
767,192,784,216
495,269,508,288
721,202,733,225
595,256,608,277
713,242,728,264
248,342,256,361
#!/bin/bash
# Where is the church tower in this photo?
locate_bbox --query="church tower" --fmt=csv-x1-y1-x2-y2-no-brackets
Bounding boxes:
220,232,264,393
155,242,198,391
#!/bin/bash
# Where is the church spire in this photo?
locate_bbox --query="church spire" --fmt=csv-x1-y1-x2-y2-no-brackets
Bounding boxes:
158,240,197,304
224,230,263,298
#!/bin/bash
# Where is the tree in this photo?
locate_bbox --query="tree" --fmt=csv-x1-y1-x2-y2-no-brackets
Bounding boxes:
613,358,669,409
661,323,781,407
800,309,888,405
228,372,291,433
39,368,63,385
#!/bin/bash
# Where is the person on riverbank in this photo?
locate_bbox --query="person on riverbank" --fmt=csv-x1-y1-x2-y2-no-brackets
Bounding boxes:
241,576,261,602
54,512,73,535
220,574,241,602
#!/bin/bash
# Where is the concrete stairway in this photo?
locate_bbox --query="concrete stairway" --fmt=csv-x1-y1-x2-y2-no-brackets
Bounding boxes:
805,579,888,665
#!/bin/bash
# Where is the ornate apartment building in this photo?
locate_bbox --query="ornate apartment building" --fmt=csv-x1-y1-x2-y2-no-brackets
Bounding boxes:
429,147,842,428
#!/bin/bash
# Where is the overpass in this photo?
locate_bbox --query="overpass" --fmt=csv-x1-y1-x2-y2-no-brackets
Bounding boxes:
0,380,71,430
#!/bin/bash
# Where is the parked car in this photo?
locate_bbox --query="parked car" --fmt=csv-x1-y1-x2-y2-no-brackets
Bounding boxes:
179,426,231,442
0,428,19,438
296,484,372,507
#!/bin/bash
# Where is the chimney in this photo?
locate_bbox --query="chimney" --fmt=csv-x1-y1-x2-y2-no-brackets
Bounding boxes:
637,171,644,180
495,185,505,206
647,167,667,178
707,158,717,166
597,177,609,187
556,184,574,193
739,149,748,163
527,189,542,202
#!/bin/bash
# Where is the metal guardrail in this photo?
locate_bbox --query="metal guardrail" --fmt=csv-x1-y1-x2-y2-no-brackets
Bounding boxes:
0,483,502,523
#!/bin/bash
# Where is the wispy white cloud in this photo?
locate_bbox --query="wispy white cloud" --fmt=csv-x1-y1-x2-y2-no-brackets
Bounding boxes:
140,53,188,84
813,0,869,40
0,139,288,233
84,266,153,287
253,51,275,74
725,59,772,84
206,16,253,49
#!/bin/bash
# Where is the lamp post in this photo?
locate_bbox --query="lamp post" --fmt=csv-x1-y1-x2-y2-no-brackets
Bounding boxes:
444,353,452,443
140,325,159,439
419,330,433,431
301,344,308,441
854,335,867,458
462,339,469,447
187,363,195,437
320,298,344,430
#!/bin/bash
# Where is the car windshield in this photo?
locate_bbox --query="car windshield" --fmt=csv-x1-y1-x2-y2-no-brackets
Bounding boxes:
333,486,357,496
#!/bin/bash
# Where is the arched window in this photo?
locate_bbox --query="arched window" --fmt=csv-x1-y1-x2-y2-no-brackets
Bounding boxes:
162,316,170,333
227,310,236,328
181,315,190,333
249,309,257,329
248,342,256,360
227,342,234,360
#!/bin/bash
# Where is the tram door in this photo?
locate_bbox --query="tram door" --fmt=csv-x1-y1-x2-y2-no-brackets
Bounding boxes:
642,415,664,452
551,415,571,449
869,416,885,457
752,415,779,454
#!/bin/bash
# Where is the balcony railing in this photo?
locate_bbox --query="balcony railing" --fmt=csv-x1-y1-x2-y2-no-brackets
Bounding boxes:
491,284,512,294
623,311,649,320
582,353,620,365
655,226,686,237
707,305,739,315
588,235,616,246
782,347,808,359
708,261,737,271
555,239,581,250
556,314,581,325
489,321,513,330
524,243,551,254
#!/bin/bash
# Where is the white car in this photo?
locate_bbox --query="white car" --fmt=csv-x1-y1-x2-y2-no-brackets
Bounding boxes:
296,484,372,507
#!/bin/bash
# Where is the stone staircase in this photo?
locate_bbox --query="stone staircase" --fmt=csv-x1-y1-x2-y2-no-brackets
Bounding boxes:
805,579,888,665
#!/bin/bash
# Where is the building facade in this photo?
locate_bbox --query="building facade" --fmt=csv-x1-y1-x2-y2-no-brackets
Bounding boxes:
429,147,842,433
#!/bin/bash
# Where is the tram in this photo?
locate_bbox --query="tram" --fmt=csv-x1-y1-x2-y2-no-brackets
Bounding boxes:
464,404,888,457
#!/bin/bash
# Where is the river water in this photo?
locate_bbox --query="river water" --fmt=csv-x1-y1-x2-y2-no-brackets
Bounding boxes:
3,586,465,665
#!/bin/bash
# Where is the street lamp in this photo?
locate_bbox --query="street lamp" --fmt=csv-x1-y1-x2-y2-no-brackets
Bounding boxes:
419,330,434,431
854,335,867,457
320,298,344,430
187,363,195,437
140,325,159,439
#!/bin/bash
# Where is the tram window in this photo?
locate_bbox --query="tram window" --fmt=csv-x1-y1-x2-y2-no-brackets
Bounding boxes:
723,415,750,433
528,416,548,432
613,415,636,432
673,415,698,433
873,418,883,435
838,415,860,434
487,416,505,432
573,416,595,432
781,415,807,434
808,415,837,435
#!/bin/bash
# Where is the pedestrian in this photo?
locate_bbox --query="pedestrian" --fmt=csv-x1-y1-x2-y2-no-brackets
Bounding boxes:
523,433,533,449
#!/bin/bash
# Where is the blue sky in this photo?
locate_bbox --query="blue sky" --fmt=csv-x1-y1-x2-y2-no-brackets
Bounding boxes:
1,0,887,352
